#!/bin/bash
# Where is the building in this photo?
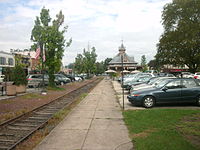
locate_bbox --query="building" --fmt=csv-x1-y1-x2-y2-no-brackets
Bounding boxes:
108,43,140,72
11,51,40,74
161,64,189,75
0,51,15,75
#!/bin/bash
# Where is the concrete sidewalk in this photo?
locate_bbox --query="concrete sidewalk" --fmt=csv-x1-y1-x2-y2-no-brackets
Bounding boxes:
34,79,133,150
112,80,145,110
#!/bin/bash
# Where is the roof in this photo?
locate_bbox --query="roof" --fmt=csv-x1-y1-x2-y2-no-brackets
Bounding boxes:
0,51,13,56
109,53,137,64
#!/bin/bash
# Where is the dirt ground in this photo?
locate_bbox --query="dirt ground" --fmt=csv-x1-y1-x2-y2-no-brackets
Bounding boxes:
0,79,96,123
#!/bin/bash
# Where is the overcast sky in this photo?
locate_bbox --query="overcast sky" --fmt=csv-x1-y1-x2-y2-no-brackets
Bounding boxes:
0,0,171,65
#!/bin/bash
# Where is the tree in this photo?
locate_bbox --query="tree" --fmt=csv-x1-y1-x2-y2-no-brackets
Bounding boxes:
156,0,200,73
141,55,148,72
104,58,112,71
95,61,105,75
148,59,160,71
74,47,97,77
31,7,72,87
83,47,97,77
13,65,27,86
67,63,74,69
74,54,84,74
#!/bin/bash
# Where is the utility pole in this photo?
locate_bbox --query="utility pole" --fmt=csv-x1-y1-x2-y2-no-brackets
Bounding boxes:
121,54,125,110
40,41,46,95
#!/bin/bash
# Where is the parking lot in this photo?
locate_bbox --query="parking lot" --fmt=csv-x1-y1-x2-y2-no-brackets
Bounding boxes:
112,80,200,110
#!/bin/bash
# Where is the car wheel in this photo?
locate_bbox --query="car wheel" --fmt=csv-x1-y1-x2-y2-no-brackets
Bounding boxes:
143,96,155,108
197,96,200,106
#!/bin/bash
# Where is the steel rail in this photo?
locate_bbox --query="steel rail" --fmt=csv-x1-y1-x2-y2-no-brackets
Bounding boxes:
0,78,102,150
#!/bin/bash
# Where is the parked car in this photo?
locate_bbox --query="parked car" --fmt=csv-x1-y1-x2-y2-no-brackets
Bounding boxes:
124,76,152,91
145,70,158,76
127,78,200,108
27,74,60,88
179,72,194,78
130,77,176,93
27,74,48,88
54,74,71,85
58,73,75,82
194,72,200,79
122,73,154,87
75,76,82,81
158,73,175,77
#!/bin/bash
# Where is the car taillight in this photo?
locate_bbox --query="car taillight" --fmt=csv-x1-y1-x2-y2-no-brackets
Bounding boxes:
194,76,198,79
27,78,32,81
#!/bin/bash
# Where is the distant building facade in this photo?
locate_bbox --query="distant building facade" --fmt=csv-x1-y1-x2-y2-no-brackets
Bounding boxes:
0,51,15,75
108,43,140,71
11,51,40,74
161,64,189,74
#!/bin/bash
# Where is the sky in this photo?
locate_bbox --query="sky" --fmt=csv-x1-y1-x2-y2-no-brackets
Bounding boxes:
0,0,172,66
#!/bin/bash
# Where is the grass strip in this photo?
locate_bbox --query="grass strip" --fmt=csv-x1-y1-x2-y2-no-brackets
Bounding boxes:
123,109,200,150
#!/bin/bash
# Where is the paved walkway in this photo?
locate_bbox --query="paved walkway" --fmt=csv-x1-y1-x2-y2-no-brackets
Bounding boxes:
112,80,144,110
34,79,133,150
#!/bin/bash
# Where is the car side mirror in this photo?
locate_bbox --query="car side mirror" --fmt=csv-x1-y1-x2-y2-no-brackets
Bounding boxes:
162,87,168,91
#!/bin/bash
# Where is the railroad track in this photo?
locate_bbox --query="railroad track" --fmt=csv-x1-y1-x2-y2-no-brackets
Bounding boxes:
0,78,101,150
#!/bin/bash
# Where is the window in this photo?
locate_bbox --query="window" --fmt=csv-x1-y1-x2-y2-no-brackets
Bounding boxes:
8,58,14,65
182,79,197,88
0,57,6,65
166,80,181,89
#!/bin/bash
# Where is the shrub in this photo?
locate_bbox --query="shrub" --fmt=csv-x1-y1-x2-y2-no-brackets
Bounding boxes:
13,65,27,86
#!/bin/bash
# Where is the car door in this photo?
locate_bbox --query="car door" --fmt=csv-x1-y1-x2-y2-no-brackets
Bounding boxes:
181,79,199,103
156,80,182,103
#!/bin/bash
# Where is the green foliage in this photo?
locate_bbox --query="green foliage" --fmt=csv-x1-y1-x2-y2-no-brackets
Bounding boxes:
123,109,200,150
13,65,27,86
95,61,105,75
67,63,74,69
47,86,65,91
74,47,97,77
31,7,72,87
3,67,14,82
148,59,160,71
74,54,84,74
141,55,148,72
104,58,112,70
83,47,97,77
156,0,200,73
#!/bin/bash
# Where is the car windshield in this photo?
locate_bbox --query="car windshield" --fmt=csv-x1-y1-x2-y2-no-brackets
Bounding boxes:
148,77,163,85
138,76,151,82
154,79,173,88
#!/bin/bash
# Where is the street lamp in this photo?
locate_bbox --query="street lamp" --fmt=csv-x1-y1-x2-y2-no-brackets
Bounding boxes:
39,41,47,95
121,55,125,110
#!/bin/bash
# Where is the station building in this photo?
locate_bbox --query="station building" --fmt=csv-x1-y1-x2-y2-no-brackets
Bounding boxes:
108,43,141,72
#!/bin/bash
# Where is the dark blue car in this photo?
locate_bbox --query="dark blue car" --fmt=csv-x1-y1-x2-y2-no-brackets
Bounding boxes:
127,78,200,108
